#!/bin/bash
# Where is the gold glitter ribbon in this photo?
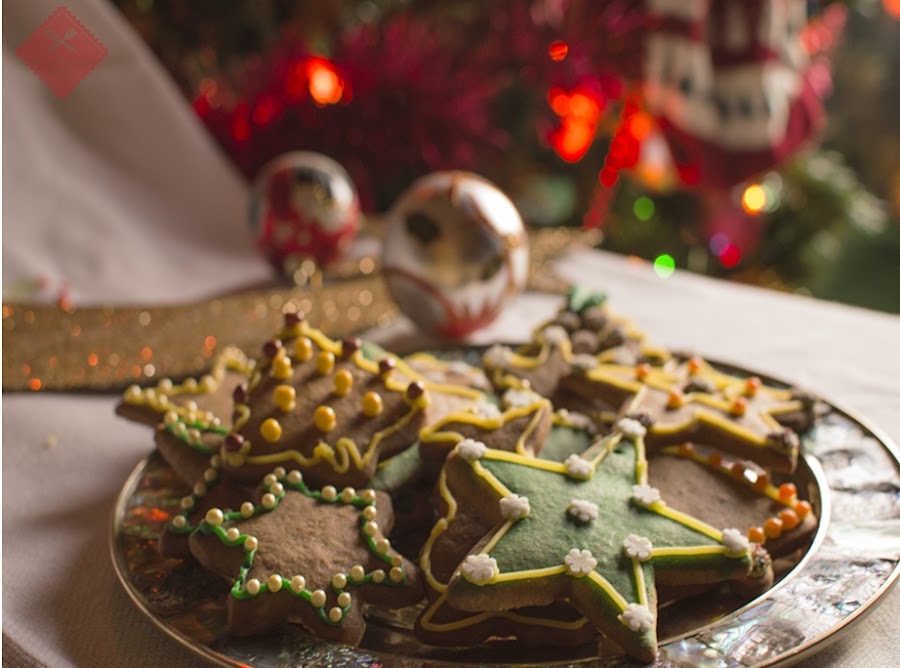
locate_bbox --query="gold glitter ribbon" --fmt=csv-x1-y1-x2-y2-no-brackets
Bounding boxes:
2,227,594,392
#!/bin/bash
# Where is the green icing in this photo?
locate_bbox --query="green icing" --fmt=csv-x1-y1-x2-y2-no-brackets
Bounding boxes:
540,424,594,463
373,443,424,492
567,286,607,314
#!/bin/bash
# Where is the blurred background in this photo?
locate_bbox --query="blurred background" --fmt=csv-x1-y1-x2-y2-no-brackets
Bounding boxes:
109,0,900,314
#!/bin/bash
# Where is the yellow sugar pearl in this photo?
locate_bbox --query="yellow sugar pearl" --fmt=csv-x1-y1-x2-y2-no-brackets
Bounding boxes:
340,487,356,503
337,592,352,607
206,508,225,527
225,528,241,542
372,569,385,583
328,607,343,623
290,575,306,592
362,506,377,521
362,392,383,417
245,578,261,595
375,538,390,554
390,566,404,583
364,521,379,537
272,355,293,380
294,337,313,362
332,573,348,589
261,418,283,443
321,485,337,501
171,515,187,529
360,489,377,504
310,589,327,607
244,536,259,552
262,493,277,509
240,501,255,517
267,575,283,592
333,369,354,396
316,351,335,376
274,385,296,412
315,405,336,432
349,565,366,582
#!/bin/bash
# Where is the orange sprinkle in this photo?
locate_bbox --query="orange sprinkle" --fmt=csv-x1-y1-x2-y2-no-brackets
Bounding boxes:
29,378,42,391
687,356,703,374
666,390,683,409
22,363,31,376
205,335,217,350
677,442,695,456
708,453,722,468
744,376,762,397
795,500,812,519
730,397,748,417
729,462,745,479
779,509,800,530
87,353,99,367
764,517,783,539
141,346,153,361
635,363,650,380
748,526,765,543
132,365,142,378
778,483,797,503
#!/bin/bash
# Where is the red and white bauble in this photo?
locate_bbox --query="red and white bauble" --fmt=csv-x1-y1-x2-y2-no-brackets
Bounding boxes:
249,152,360,273
382,171,529,339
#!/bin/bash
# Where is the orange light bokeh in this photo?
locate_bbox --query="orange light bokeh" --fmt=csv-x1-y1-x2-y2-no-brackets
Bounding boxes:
306,58,344,105
741,184,767,214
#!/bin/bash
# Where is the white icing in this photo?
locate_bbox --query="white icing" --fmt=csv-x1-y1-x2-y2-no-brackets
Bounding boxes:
457,438,489,461
564,548,598,576
632,484,662,506
499,494,530,520
483,344,512,369
502,388,542,409
567,499,599,523
461,553,498,584
541,325,569,346
722,527,751,555
617,417,647,440
470,401,502,419
623,534,654,562
620,603,654,632
564,454,593,480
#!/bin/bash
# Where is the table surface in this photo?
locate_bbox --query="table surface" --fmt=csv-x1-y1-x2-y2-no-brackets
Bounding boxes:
4,1,900,666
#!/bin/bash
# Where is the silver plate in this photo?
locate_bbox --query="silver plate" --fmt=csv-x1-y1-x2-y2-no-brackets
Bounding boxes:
111,364,900,667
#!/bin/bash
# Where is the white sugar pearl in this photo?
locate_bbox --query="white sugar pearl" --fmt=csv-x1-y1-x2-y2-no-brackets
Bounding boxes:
205,508,224,526
337,592,351,607
332,573,348,589
240,502,254,517
267,575,283,592
225,528,241,542
290,575,306,592
262,493,277,509
310,590,327,607
244,536,259,552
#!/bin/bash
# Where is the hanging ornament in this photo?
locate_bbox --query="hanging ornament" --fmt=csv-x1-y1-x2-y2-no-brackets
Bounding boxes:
382,171,529,339
248,152,360,279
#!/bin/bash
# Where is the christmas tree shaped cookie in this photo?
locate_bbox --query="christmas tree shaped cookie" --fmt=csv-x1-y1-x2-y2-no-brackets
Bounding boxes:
220,312,432,488
420,419,764,662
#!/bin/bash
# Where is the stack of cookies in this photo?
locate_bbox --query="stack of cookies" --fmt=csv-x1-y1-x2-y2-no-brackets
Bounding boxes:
117,289,820,663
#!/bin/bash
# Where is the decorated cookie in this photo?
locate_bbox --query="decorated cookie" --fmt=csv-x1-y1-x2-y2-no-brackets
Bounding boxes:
560,355,810,472
650,443,818,557
417,387,554,470
220,313,430,488
189,467,421,643
421,420,766,662
117,345,254,430
481,288,666,400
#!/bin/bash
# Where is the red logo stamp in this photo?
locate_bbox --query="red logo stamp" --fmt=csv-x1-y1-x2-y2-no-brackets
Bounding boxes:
16,6,107,98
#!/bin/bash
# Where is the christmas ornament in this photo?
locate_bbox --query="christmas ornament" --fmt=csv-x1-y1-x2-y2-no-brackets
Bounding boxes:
382,171,529,339
249,152,360,276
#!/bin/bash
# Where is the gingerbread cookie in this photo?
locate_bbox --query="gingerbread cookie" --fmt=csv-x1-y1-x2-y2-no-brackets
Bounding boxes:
560,355,810,472
220,313,430,488
189,467,421,643
421,419,765,662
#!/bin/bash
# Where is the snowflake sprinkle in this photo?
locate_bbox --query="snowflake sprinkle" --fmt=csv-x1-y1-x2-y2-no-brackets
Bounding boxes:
564,454,593,480
620,603,654,632
457,438,489,461
502,388,542,409
499,494,530,520
483,345,512,369
564,548,598,576
632,484,661,507
461,554,497,584
617,417,647,440
622,534,653,562
470,401,502,420
721,528,750,556
566,499,599,523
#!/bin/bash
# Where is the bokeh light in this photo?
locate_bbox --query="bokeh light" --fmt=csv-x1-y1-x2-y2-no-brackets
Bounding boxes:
633,196,655,221
719,244,742,268
548,40,568,61
741,184,767,214
653,254,675,278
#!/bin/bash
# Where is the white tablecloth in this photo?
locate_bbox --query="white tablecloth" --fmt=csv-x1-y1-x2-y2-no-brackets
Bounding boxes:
4,1,900,666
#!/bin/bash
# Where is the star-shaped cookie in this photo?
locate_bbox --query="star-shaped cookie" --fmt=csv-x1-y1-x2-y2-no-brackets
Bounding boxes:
426,420,759,662
188,467,421,644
